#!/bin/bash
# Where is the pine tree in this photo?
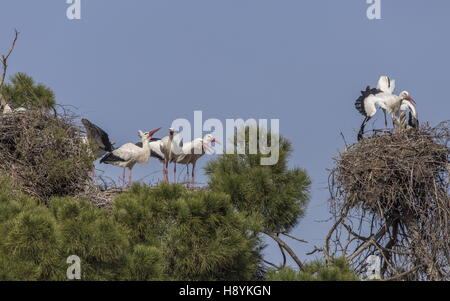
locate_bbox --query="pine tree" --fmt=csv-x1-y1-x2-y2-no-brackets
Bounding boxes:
205,126,311,269
1,72,56,111
113,183,262,280
0,178,262,280
266,257,359,281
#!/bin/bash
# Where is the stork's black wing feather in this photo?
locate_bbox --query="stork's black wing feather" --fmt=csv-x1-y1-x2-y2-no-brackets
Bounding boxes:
355,86,383,117
150,150,165,161
408,112,419,128
134,141,165,161
135,141,165,161
100,152,125,164
82,119,114,152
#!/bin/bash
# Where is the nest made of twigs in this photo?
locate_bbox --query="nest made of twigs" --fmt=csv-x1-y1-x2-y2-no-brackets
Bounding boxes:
0,110,93,201
334,124,449,217
329,123,450,280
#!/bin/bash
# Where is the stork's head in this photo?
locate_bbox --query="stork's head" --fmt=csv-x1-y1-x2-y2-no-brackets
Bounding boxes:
139,128,160,140
203,134,221,145
400,91,416,105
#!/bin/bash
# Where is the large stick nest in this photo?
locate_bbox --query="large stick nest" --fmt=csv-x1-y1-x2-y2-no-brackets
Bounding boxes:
0,110,93,201
328,123,450,280
335,125,448,216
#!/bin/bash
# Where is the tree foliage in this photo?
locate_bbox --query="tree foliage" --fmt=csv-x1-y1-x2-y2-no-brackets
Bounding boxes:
266,257,359,281
1,72,55,111
0,179,261,280
205,127,311,233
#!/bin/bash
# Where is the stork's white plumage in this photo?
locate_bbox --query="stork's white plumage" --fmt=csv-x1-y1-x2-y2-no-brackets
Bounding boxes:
1,94,28,114
174,134,220,186
0,94,12,114
100,128,161,187
135,136,166,180
355,76,417,140
377,75,396,95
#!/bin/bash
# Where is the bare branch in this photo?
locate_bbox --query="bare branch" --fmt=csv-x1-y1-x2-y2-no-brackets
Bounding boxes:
277,232,309,244
0,29,19,90
265,232,304,270
262,259,280,270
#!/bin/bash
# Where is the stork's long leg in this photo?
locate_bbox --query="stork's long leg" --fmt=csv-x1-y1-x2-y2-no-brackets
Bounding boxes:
191,161,196,187
358,116,372,141
163,160,167,182
186,164,190,186
173,163,177,184
382,109,388,128
121,168,126,187
161,162,165,182
163,159,169,182
128,168,133,187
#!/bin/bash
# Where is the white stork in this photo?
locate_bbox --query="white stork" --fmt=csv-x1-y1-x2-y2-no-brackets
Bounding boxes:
1,94,13,114
399,99,419,129
159,128,183,183
134,135,166,179
1,94,27,114
355,76,417,141
100,128,161,187
135,138,165,163
174,134,220,186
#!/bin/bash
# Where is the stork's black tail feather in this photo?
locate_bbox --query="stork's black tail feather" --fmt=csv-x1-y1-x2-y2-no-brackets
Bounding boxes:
355,95,367,116
355,86,383,117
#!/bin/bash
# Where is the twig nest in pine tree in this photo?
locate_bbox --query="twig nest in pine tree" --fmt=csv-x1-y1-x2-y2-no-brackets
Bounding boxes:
333,123,449,218
0,109,93,201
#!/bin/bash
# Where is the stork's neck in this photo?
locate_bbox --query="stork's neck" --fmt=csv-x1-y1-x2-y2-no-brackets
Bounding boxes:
402,100,417,117
140,136,150,152
195,138,206,155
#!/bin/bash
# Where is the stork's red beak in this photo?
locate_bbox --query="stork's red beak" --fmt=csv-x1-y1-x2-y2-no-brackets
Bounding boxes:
211,138,221,145
147,127,161,138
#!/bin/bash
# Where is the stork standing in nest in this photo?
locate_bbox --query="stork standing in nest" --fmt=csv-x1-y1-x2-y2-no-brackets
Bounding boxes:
0,94,12,114
134,133,166,179
173,134,220,186
159,128,183,183
355,76,418,141
0,94,26,114
100,128,161,187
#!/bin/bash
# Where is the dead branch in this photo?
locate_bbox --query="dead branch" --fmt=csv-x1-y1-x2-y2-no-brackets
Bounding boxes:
0,29,19,89
265,232,304,270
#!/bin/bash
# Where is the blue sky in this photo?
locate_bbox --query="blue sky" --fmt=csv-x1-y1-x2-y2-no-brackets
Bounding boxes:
1,0,449,267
